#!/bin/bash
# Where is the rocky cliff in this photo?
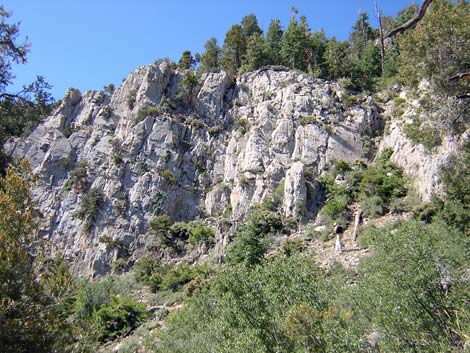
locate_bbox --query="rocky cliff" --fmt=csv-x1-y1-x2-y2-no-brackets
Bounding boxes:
5,61,461,276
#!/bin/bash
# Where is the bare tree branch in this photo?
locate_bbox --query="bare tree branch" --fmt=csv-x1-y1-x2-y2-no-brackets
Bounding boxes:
448,72,470,82
0,92,35,107
386,0,434,38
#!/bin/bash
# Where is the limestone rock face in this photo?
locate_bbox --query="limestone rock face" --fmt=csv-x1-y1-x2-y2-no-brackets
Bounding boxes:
379,120,463,201
5,64,386,276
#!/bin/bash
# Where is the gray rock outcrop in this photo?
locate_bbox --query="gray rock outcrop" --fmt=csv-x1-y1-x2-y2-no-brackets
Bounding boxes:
4,63,394,276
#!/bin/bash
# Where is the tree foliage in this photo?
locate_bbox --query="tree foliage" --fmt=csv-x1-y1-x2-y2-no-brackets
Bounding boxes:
198,37,221,73
355,220,469,351
265,19,283,65
0,6,54,172
280,13,309,71
178,50,195,70
397,0,470,96
221,24,246,74
0,161,70,352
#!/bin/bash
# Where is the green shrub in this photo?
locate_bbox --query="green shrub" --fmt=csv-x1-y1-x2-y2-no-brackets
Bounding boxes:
160,264,195,291
148,216,214,252
98,236,126,251
208,124,224,135
113,154,122,165
159,254,351,353
226,209,283,267
149,214,171,235
111,258,127,273
355,221,469,351
238,175,249,187
136,105,161,122
186,117,205,128
77,188,104,232
127,89,136,110
167,220,214,246
161,169,176,185
163,149,171,163
187,221,214,245
92,296,148,342
320,192,351,224
300,115,317,126
360,195,384,218
133,255,161,283
236,118,251,134
99,105,113,118
103,83,115,94
64,161,88,192
403,116,442,149
261,179,285,211
359,149,406,202
319,151,406,225
72,275,138,322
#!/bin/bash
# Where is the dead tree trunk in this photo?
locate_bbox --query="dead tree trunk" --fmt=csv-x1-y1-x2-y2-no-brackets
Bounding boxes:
353,209,363,242
375,0,385,73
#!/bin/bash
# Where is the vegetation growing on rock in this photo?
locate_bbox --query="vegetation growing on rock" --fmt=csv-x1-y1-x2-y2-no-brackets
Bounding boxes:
0,1,469,352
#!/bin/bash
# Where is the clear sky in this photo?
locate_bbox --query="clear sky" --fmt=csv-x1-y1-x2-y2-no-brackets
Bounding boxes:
4,0,416,99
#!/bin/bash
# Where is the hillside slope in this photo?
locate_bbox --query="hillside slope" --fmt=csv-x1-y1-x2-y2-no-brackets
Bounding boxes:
4,62,464,276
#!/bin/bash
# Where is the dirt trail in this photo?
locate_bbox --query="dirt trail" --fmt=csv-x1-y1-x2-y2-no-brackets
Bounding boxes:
295,211,413,269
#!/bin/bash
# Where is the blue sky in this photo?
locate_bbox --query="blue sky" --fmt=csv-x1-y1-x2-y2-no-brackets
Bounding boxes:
4,0,416,99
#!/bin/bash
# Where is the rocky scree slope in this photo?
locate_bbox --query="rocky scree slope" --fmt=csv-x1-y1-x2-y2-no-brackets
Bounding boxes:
4,61,454,276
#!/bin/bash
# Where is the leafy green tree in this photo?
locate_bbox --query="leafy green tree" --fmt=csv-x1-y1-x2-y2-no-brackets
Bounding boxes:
92,296,148,342
0,6,28,91
349,12,375,55
0,6,54,172
280,12,309,71
348,12,381,90
178,50,195,70
161,254,331,353
438,137,470,236
355,220,469,352
241,13,262,38
324,38,351,81
242,33,268,72
225,209,282,267
397,0,470,96
221,24,246,74
381,4,419,80
307,30,327,78
265,19,283,65
0,161,70,353
199,37,221,73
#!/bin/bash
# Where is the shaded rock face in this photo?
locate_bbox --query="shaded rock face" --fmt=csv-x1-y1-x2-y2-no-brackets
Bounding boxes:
5,63,383,276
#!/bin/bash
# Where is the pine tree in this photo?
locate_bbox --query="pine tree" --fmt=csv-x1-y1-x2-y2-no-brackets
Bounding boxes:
324,38,351,81
242,33,268,72
241,13,262,38
178,50,195,70
265,19,283,65
221,24,246,74
199,37,221,73
348,12,381,90
307,30,327,78
280,11,309,71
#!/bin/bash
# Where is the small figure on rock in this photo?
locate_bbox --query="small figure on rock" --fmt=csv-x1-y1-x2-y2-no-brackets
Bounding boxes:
333,222,344,253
